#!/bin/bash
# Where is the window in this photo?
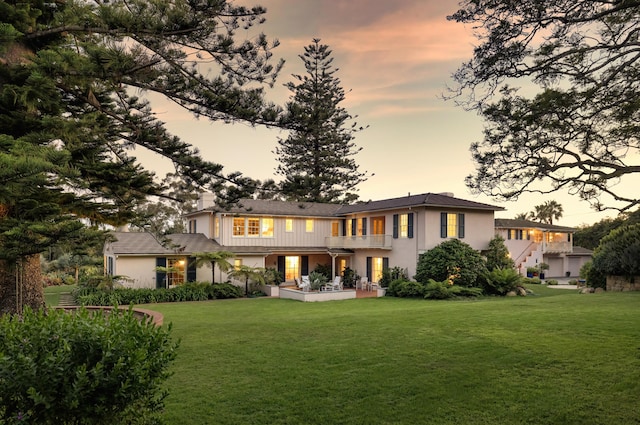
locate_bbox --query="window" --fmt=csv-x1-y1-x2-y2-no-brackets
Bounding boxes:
393,213,414,238
371,217,385,235
285,256,299,281
214,216,219,238
305,219,314,232
233,217,245,236
440,213,465,238
188,219,197,233
234,259,243,270
261,218,274,237
507,229,525,240
285,218,293,232
247,218,260,237
331,221,340,237
167,258,185,286
346,219,353,236
357,218,366,236
367,256,389,283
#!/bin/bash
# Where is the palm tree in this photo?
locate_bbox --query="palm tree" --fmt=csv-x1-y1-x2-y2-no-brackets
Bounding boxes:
514,212,534,220
192,251,235,283
532,201,564,225
227,265,265,296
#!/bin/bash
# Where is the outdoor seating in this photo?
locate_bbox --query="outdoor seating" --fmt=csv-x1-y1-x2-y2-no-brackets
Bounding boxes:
357,276,369,291
323,276,342,291
300,275,311,292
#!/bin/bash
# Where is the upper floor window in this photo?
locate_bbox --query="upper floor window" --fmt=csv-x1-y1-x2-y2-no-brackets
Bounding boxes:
440,212,465,239
233,217,275,238
305,219,314,233
285,218,293,232
507,229,526,240
331,221,340,237
214,216,220,238
188,219,197,234
393,213,413,239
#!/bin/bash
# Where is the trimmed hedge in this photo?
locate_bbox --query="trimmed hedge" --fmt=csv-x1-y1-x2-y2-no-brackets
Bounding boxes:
75,282,243,306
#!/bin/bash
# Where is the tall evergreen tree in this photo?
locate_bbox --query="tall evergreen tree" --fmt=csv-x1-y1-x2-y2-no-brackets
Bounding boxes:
274,39,368,203
0,0,283,314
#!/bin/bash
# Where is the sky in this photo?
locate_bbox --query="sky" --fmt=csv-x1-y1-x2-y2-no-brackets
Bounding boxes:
144,0,626,227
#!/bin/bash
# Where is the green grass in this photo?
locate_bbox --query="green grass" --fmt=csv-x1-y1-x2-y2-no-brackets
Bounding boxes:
43,284,76,306
147,286,640,425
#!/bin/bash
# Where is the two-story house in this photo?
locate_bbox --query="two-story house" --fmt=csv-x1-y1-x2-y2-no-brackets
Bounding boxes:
183,192,503,285
104,192,505,289
494,218,592,278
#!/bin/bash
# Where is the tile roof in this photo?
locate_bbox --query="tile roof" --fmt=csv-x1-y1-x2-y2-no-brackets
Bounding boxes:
108,232,221,255
494,218,575,232
203,198,342,217
336,193,503,214
569,246,594,255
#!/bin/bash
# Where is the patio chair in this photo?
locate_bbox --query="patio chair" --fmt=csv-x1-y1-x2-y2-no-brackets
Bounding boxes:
300,275,311,292
326,276,342,291
356,276,369,291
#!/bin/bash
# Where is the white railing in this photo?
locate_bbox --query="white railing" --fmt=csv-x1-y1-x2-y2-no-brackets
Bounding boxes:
325,235,393,250
543,241,572,253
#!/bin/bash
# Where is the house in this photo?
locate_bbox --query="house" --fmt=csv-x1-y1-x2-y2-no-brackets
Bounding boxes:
104,192,505,289
183,192,503,285
103,232,220,288
494,218,592,278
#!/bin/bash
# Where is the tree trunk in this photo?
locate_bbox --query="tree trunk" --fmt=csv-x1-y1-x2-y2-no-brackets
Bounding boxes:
0,255,45,315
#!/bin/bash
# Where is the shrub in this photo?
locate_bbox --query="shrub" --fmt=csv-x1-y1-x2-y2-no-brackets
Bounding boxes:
312,264,332,280
481,268,522,295
0,307,178,424
415,239,487,287
208,283,243,299
485,235,515,271
378,266,408,288
387,279,424,298
308,271,328,291
590,224,640,288
522,277,542,285
423,280,457,299
546,279,559,285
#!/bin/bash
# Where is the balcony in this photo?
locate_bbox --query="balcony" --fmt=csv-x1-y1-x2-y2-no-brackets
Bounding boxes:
325,234,393,250
542,241,572,253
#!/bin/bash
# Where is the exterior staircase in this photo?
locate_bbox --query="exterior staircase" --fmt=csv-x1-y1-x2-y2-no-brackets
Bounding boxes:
57,292,75,307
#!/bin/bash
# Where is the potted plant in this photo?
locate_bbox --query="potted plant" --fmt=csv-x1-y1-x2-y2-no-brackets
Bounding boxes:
260,267,282,297
538,263,549,280
526,267,538,278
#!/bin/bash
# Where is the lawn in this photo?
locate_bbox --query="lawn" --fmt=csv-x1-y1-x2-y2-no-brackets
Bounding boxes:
147,286,640,425
43,284,76,307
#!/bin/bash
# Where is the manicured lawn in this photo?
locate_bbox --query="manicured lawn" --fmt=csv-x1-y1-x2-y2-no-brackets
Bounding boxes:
148,286,640,425
43,284,76,306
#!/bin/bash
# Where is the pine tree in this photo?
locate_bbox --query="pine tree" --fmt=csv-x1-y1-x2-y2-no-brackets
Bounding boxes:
0,0,284,314
275,39,368,203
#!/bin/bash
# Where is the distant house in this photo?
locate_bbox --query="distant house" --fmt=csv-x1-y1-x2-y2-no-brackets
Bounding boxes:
494,218,592,278
103,232,220,288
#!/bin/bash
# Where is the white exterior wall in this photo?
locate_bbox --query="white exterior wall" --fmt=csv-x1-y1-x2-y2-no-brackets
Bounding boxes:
115,257,157,289
217,214,333,247
422,209,494,252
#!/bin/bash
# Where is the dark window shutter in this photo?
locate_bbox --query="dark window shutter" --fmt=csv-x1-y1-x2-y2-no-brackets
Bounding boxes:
458,213,465,238
351,218,357,236
362,218,367,236
393,214,399,239
366,257,372,280
301,256,309,275
507,229,512,240
341,219,347,236
186,257,197,282
440,213,447,238
156,257,167,289
527,231,531,240
408,213,414,239
277,256,285,281
383,257,389,270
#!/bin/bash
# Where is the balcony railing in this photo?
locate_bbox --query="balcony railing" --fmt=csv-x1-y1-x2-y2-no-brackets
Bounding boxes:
325,235,393,250
542,241,572,253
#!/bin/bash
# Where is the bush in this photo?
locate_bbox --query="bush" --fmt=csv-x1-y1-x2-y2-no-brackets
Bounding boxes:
485,235,515,271
308,271,328,291
75,282,243,306
387,279,423,298
522,277,542,285
415,239,487,287
423,280,484,299
590,223,640,288
481,268,522,295
546,279,559,285
0,307,178,424
378,266,408,288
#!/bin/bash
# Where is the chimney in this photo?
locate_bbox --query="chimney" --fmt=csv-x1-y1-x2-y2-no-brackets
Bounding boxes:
197,193,216,210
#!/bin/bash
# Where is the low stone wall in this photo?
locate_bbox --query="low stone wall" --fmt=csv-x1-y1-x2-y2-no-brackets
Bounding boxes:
279,288,357,302
55,305,164,326
606,275,640,292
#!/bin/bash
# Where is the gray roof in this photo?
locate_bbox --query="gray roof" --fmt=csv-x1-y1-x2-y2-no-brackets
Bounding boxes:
107,232,221,255
336,193,503,215
201,198,342,217
494,218,575,232
569,246,594,256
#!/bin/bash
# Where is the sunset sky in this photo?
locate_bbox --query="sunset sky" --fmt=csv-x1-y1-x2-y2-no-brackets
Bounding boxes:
146,0,623,227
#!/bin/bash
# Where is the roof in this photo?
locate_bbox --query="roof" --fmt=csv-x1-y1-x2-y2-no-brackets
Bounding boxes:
568,246,594,256
494,218,575,232
336,193,503,215
196,198,342,217
107,232,221,255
